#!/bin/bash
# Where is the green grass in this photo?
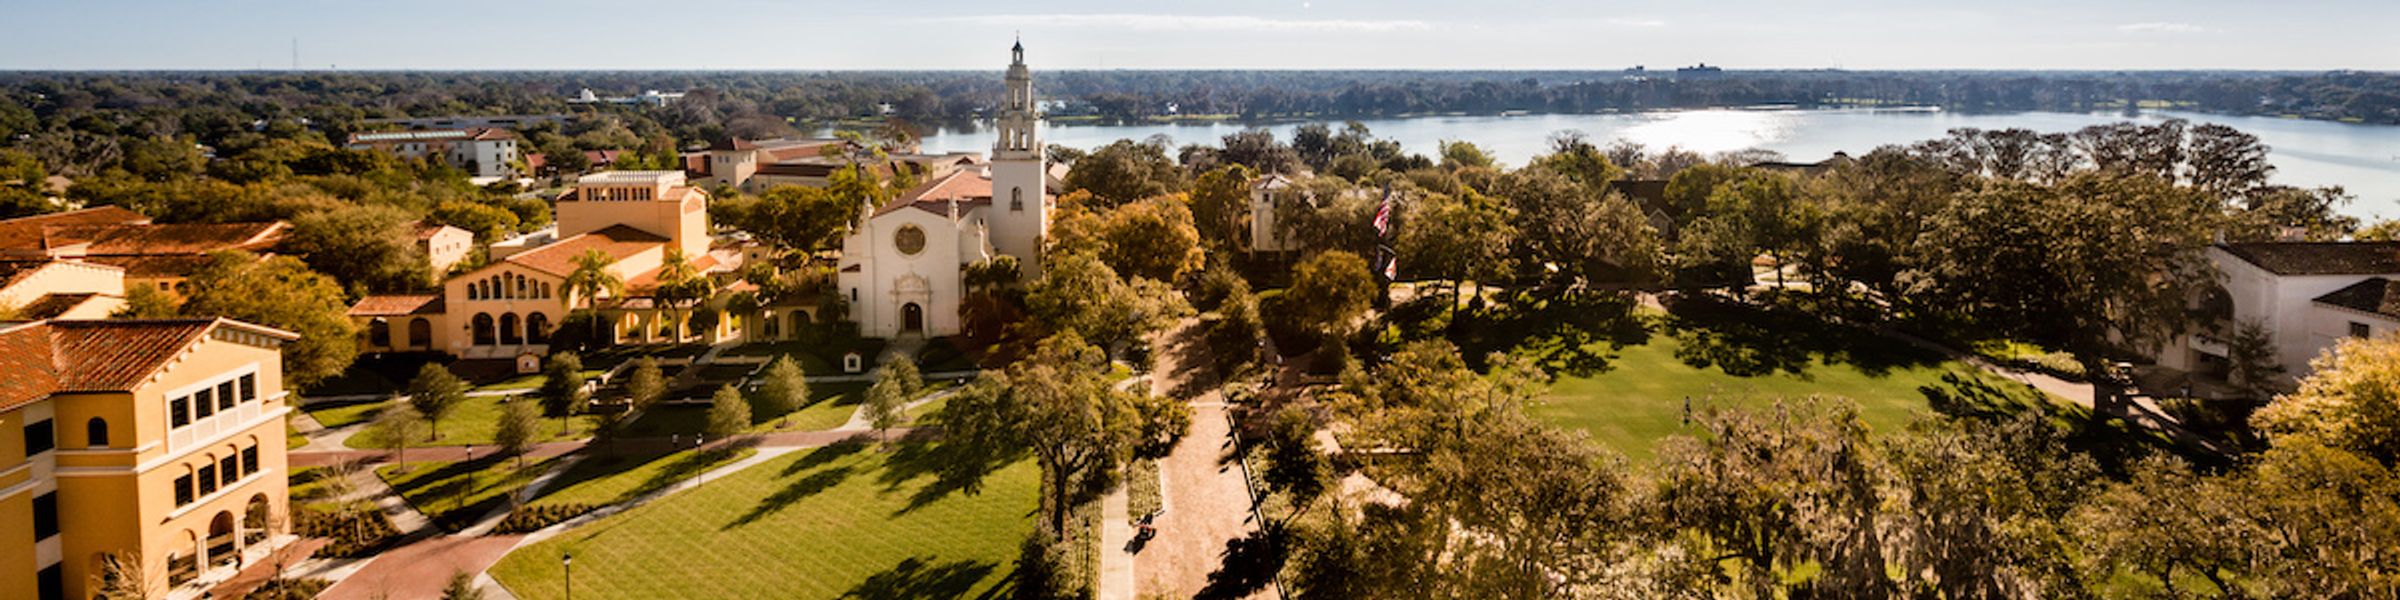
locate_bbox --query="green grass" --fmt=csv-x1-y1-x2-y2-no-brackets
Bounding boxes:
489,443,1038,600
531,447,759,509
378,457,558,529
618,383,870,439
347,395,601,449
302,399,385,430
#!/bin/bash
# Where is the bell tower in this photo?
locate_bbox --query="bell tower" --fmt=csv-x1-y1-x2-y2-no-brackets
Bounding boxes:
987,39,1048,278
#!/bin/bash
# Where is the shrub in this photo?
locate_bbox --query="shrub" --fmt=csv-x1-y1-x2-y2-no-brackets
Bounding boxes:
494,503,599,534
294,506,399,558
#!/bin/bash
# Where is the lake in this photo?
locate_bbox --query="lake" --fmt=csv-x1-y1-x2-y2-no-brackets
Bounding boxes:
914,109,2400,220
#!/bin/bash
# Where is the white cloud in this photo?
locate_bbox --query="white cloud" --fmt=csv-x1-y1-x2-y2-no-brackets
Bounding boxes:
2117,22,2208,34
1605,18,1667,28
940,14,1433,34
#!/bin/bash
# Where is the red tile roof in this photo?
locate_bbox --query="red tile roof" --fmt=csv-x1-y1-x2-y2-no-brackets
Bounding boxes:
501,225,668,277
0,206,150,253
86,255,219,278
0,318,298,411
47,221,287,256
347,294,446,317
874,169,1000,218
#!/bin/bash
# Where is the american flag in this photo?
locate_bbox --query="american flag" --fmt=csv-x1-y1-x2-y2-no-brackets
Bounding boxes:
1371,186,1394,237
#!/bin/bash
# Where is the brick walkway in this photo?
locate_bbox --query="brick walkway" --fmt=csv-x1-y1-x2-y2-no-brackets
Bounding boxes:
287,427,918,468
1132,321,1277,600
204,538,327,599
317,535,526,600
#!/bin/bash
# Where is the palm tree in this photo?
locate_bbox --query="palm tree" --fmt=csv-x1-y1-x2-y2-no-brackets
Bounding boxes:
563,249,624,345
653,247,714,343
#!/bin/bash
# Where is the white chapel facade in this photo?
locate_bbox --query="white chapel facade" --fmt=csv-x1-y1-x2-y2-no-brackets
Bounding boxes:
837,42,1052,338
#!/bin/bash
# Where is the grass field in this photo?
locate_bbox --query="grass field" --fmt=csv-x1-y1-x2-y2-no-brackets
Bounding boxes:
345,395,601,449
489,443,1037,600
530,447,758,509
379,457,557,529
1458,297,2064,462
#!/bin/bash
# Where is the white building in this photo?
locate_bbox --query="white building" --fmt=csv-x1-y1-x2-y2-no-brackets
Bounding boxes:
836,42,1051,338
2158,241,2400,391
344,128,522,178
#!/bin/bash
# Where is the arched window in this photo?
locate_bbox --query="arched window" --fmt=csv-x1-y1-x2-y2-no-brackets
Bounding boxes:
368,320,391,347
527,313,551,344
87,417,109,448
471,313,496,345
467,282,480,301
500,313,522,345
541,282,552,299
1010,187,1024,211
516,275,527,298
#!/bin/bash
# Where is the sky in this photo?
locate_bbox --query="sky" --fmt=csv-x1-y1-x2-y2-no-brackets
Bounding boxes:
3,0,2396,71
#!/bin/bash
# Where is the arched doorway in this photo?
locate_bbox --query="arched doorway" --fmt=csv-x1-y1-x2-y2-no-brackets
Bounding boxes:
207,511,238,569
245,494,273,545
368,319,391,347
527,312,551,344
471,313,496,346
409,318,433,349
500,313,523,344
902,302,925,333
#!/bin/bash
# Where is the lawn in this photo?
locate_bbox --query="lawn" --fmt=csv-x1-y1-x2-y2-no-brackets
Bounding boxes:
617,383,871,439
301,398,385,430
718,338,890,375
530,447,759,509
489,443,1038,600
379,456,558,529
346,395,601,449
1484,297,2065,462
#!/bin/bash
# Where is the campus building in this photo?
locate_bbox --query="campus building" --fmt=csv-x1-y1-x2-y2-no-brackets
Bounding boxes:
834,41,1055,338
2157,241,2400,394
0,206,287,302
0,317,298,600
690,136,982,195
344,128,524,178
349,171,764,365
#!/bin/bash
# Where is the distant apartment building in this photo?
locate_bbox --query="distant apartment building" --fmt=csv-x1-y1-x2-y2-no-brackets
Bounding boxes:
344,128,523,178
0,317,298,600
568,88,687,106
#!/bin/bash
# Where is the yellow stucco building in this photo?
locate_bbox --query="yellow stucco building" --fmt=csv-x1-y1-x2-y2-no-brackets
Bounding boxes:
0,317,297,600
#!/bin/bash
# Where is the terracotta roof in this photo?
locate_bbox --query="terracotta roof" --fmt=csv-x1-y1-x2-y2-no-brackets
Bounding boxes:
501,225,668,277
2314,278,2400,319
0,318,298,410
348,294,446,317
0,206,150,252
86,255,217,278
2220,242,2400,276
18,293,102,320
873,169,998,218
48,222,286,256
622,254,719,293
412,220,465,241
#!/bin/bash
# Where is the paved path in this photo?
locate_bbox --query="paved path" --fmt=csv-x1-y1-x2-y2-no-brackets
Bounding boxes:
317,534,526,600
1098,486,1135,600
1133,321,1277,600
203,537,326,599
841,387,957,430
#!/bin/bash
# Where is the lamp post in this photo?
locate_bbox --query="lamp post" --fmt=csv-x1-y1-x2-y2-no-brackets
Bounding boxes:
563,551,574,600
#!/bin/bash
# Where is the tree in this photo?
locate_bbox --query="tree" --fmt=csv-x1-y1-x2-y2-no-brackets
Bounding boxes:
705,384,752,440
537,352,589,419
1653,399,1890,597
1497,167,1663,292
652,247,716,342
1437,140,1496,171
731,184,857,255
562,248,625,343
2254,333,2400,465
431,200,521,242
863,369,909,446
178,251,359,389
2225,319,2287,401
1396,190,1515,307
371,403,430,467
1280,251,1377,342
1098,196,1206,282
1064,139,1183,208
283,205,430,293
113,284,179,318
1023,252,1192,357
755,356,809,427
1879,414,2094,598
625,357,666,414
495,398,541,469
941,332,1145,539
405,363,468,441
1188,164,1257,252
89,549,156,600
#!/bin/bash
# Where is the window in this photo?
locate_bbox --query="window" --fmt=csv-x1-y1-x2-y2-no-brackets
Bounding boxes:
171,396,191,427
240,374,257,402
24,419,54,456
194,389,214,419
37,563,60,600
242,446,260,475
217,382,236,410
220,456,239,486
197,465,218,496
2352,322,2373,338
174,475,195,505
1010,187,1024,210
32,491,57,539
86,417,108,448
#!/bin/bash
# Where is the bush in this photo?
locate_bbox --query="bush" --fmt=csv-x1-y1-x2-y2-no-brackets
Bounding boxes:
294,506,399,558
246,577,331,600
494,503,599,534
1973,340,2088,381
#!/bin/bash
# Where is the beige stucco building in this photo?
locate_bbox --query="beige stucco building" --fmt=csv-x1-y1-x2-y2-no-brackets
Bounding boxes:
344,128,523,178
0,318,297,600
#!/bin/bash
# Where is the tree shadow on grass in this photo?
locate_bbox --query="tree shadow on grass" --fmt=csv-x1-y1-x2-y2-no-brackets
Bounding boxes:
1419,290,1650,377
840,556,999,600
1920,371,2227,474
1663,296,1945,379
879,432,1024,517
723,443,868,530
